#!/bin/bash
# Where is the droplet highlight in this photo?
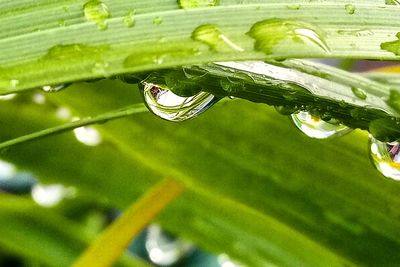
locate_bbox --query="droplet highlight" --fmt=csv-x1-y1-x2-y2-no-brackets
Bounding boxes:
140,82,218,122
83,0,111,30
145,225,193,266
42,83,70,93
178,0,220,9
247,19,330,55
291,111,352,139
369,135,400,180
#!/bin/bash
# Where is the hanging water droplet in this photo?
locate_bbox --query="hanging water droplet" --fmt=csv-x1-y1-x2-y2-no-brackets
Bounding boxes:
192,24,244,51
178,0,220,8
123,10,136,28
291,111,352,139
140,82,218,122
351,86,367,100
83,0,110,31
74,125,102,146
145,225,193,266
42,83,70,93
247,19,330,55
369,135,400,180
345,4,356,14
31,184,76,207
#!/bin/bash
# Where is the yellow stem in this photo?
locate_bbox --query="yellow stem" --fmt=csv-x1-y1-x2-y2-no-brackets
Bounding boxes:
72,178,185,267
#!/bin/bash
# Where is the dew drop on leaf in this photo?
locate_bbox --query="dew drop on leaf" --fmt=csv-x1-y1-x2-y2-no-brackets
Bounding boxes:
145,225,193,266
247,19,330,55
369,135,400,180
123,10,136,28
351,86,367,100
291,111,352,139
83,0,110,31
386,0,400,5
153,17,163,26
192,24,244,51
178,0,219,8
139,82,218,122
42,84,70,93
345,4,356,14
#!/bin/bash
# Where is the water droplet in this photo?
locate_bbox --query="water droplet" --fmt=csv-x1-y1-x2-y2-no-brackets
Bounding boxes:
153,17,163,26
345,4,356,14
145,225,193,266
0,94,16,101
192,24,244,51
218,254,245,267
42,83,70,93
381,32,400,56
58,19,66,27
369,118,400,143
178,0,219,8
140,82,218,122
351,87,367,100
74,125,102,146
369,135,400,180
33,93,46,104
247,19,330,55
286,4,300,10
386,0,400,5
83,0,110,31
123,10,136,28
291,111,352,139
31,184,76,207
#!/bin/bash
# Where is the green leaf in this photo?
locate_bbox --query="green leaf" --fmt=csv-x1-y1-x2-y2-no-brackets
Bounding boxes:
1,80,400,266
1,1,400,94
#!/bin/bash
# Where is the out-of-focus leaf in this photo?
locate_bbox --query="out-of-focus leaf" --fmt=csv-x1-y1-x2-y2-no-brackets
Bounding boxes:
0,79,399,266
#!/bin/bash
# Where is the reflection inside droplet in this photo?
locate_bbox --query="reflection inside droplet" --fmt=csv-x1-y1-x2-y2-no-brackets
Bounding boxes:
369,135,400,180
145,225,193,266
291,111,352,139
140,82,218,122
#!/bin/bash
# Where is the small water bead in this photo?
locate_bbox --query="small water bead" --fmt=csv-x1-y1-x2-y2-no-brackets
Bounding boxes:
247,19,330,55
291,111,352,139
351,87,367,100
140,82,218,122
345,4,356,14
42,83,70,93
369,135,400,180
83,0,110,30
178,0,219,8
153,17,163,26
123,10,136,28
192,24,244,51
145,225,193,266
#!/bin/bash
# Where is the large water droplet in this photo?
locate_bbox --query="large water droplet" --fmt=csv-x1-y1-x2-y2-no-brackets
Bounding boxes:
145,225,193,266
140,82,218,122
192,24,244,51
291,111,352,139
345,4,356,14
247,19,330,55
83,0,110,31
178,0,219,8
42,84,70,93
369,135,400,180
